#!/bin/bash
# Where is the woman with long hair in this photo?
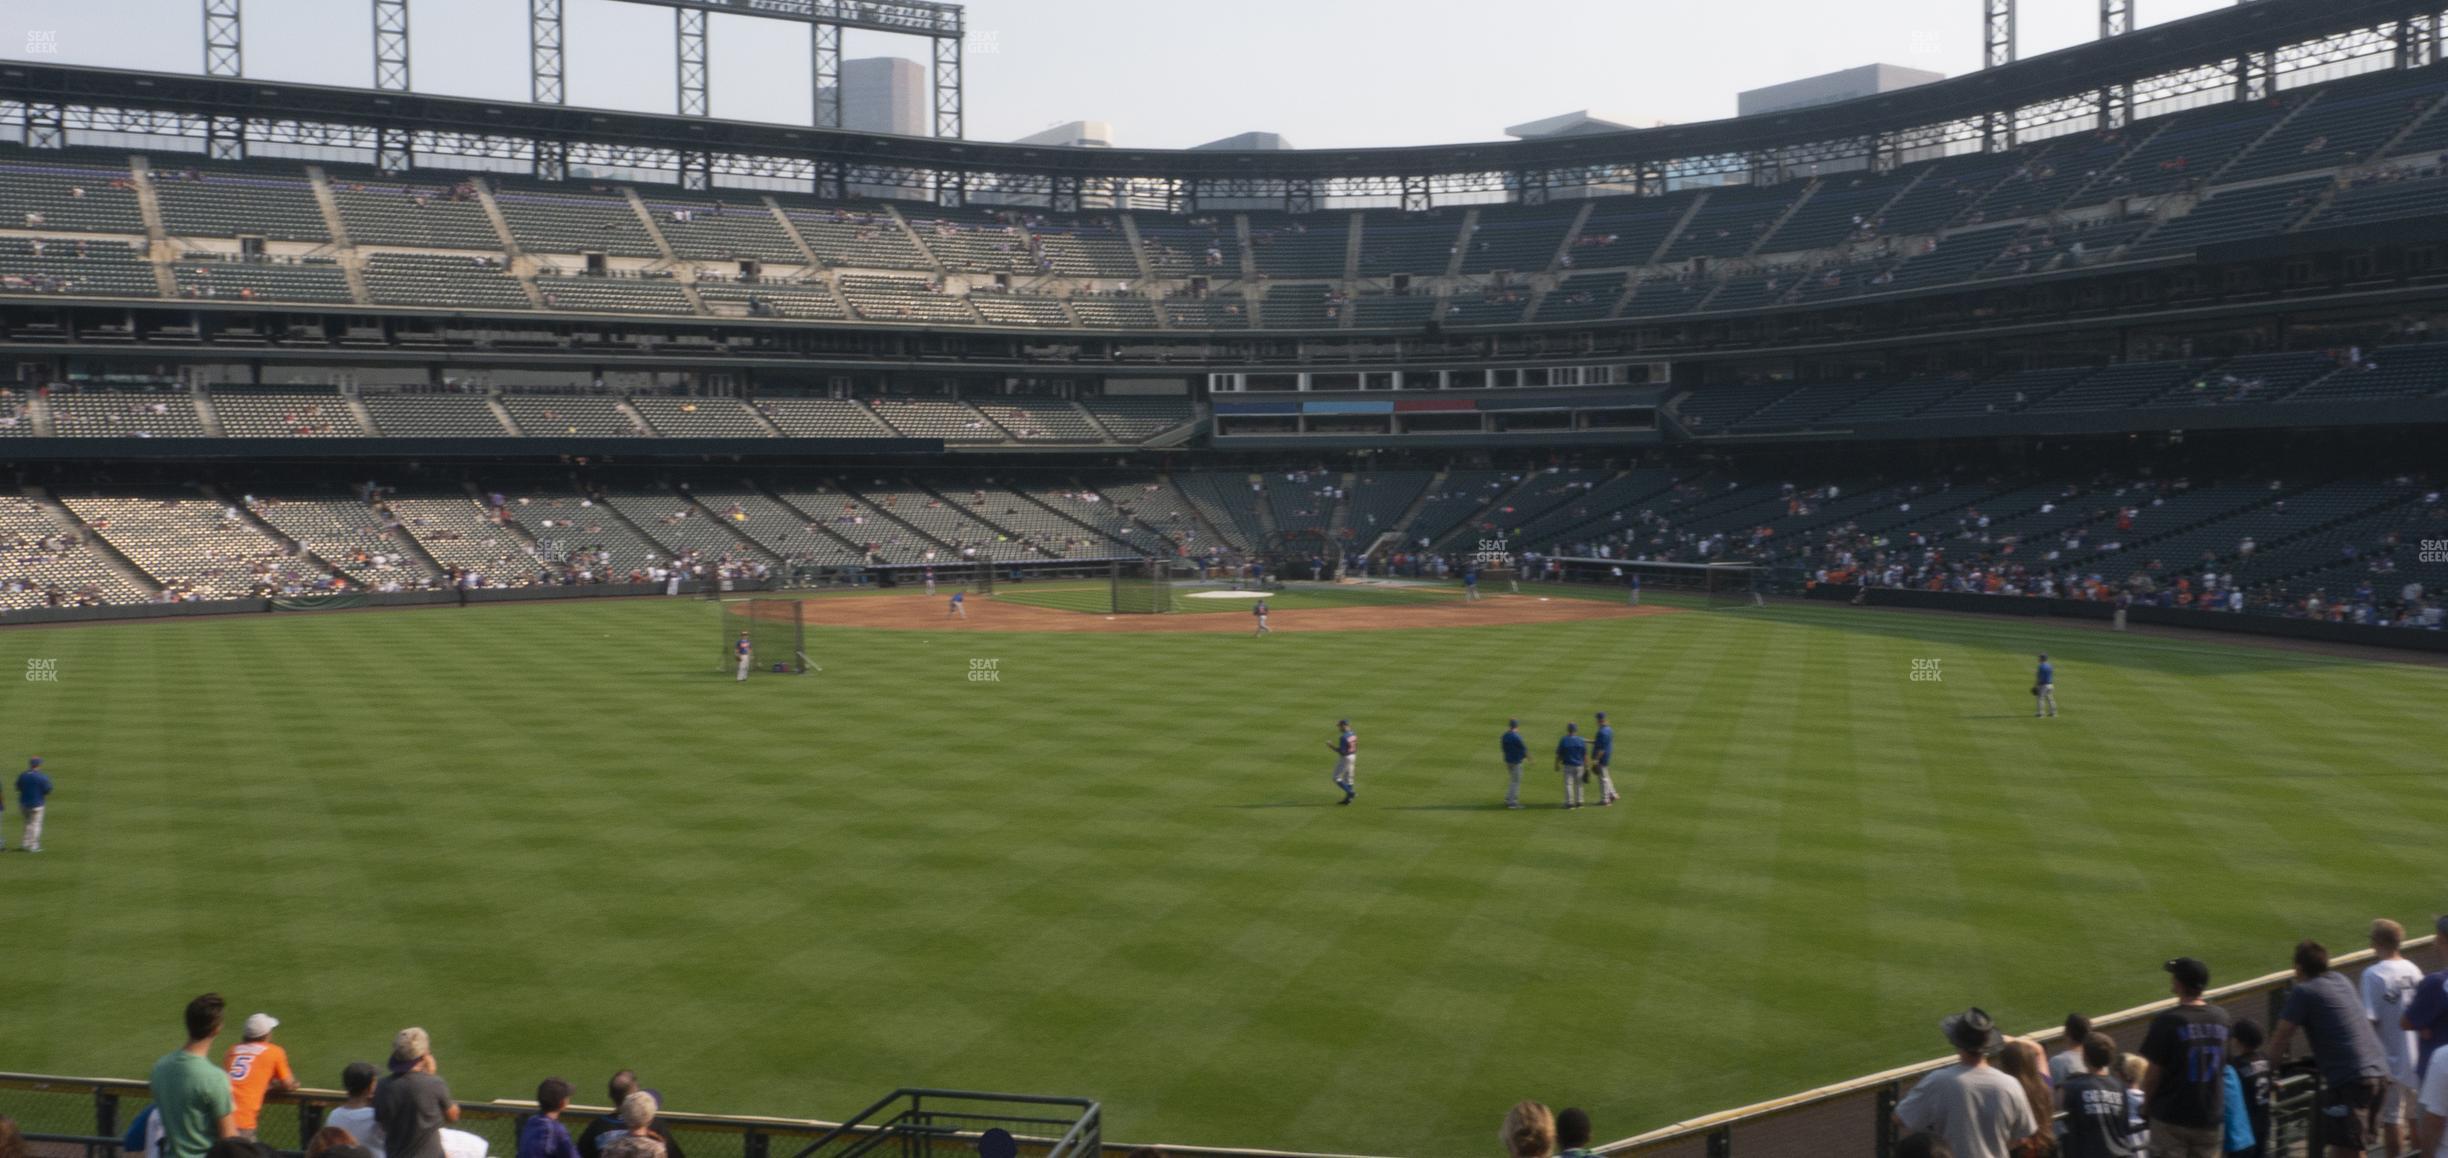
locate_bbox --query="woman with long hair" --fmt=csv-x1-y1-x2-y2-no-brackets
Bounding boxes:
1995,1037,2058,1158
1501,1101,1555,1158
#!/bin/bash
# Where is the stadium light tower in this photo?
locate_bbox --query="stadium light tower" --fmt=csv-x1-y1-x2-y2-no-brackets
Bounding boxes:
1983,0,2015,68
596,0,966,137
202,0,242,77
531,0,565,105
373,0,411,91
1983,0,2015,150
2098,0,2132,128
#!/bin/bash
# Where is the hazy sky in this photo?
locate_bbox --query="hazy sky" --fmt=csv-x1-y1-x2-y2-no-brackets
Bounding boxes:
0,0,2235,148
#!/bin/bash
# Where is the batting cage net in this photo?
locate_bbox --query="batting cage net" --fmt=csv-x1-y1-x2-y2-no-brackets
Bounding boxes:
720,597,809,675
1110,558,1176,614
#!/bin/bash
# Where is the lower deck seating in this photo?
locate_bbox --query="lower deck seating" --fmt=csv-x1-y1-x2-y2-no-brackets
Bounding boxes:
64,495,338,598
247,494,439,588
0,496,151,608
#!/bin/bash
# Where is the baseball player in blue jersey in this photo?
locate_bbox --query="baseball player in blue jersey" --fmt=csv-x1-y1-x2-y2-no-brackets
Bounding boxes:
1555,723,1588,809
1500,719,1527,809
1327,720,1356,804
12,757,49,852
1592,711,1619,806
2033,653,2058,717
1463,568,1481,602
948,590,967,619
734,631,753,682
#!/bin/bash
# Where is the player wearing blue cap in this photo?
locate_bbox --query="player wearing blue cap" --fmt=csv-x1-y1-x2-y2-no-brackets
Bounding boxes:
13,757,52,852
1327,720,1356,805
1500,720,1527,809
1555,724,1588,810
1592,712,1619,806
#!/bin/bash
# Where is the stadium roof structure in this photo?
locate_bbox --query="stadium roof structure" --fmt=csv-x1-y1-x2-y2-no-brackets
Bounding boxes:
0,0,2436,207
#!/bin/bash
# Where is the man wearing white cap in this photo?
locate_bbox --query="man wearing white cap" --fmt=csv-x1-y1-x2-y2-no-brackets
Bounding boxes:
223,1012,297,1141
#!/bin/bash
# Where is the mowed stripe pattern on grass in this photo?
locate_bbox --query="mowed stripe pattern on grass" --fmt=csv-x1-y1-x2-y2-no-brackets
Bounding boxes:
0,599,2442,1157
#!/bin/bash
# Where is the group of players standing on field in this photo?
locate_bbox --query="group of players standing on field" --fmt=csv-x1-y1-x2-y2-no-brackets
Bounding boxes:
1325,716,1622,810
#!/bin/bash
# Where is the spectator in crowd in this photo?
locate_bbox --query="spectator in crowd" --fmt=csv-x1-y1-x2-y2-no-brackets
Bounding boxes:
2367,919,2426,1158
327,1063,383,1158
151,993,237,1158
1992,1038,2056,1155
2140,957,2230,1158
518,1080,580,1158
0,1115,27,1158
2271,940,2394,1158
1896,1133,1956,1158
2218,1053,2254,1157
600,1136,662,1158
1553,1107,1595,1158
1500,1101,1554,1158
223,1013,298,1140
2421,1035,2448,1158
2227,1021,2274,1158
306,1127,368,1158
373,1028,458,1158
2049,1014,2093,1086
593,1092,667,1158
576,1072,637,1158
1893,1008,2040,1158
2407,916,2448,1082
2057,1033,2134,1158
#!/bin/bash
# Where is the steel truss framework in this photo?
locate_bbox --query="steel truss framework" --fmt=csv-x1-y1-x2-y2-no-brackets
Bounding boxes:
36,2,2444,213
530,0,565,105
202,0,242,77
373,0,410,91
605,0,961,136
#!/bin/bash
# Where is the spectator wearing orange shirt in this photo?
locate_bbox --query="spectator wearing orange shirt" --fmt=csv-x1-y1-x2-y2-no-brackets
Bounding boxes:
224,1013,299,1140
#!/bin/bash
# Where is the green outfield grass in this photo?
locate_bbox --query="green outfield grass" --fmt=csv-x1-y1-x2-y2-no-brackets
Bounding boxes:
2,597,2443,1156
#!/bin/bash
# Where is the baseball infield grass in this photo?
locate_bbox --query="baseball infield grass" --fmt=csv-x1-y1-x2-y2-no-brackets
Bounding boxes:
2,592,2444,1157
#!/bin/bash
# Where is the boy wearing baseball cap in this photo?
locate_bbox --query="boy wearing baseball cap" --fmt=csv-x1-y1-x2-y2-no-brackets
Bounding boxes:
224,1013,298,1140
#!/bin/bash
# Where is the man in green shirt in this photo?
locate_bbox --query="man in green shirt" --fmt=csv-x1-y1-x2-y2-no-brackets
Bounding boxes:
149,993,237,1158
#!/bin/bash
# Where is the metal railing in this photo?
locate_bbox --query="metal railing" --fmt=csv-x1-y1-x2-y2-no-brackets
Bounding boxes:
1594,935,2434,1158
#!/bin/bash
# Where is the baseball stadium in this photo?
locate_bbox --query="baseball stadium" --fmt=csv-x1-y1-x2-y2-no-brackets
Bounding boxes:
1,3,2446,1157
